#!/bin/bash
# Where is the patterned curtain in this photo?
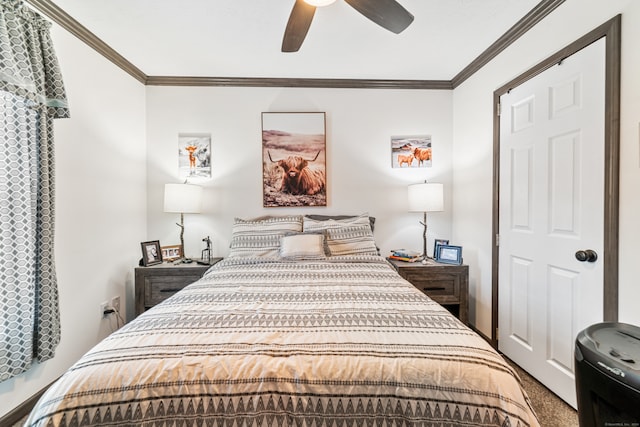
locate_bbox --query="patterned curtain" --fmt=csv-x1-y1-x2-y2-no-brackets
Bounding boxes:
0,0,69,382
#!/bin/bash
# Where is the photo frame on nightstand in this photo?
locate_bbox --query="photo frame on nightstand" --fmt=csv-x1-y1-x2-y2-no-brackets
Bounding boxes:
161,245,182,262
433,239,449,259
435,244,463,265
141,240,163,266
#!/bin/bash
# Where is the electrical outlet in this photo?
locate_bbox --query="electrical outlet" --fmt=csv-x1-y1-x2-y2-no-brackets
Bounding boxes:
100,301,109,317
111,296,121,313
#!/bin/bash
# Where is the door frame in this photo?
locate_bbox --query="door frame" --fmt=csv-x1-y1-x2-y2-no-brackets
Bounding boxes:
490,15,621,347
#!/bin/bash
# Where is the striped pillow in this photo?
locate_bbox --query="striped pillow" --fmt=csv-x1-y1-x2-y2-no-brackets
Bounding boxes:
228,215,303,258
324,224,378,257
279,233,326,260
303,213,372,233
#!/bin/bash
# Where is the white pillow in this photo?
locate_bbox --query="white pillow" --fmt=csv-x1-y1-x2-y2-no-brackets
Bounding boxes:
279,233,326,260
228,215,303,258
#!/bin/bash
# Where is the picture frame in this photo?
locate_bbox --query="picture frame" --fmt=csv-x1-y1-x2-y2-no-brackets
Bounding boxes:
178,133,211,179
433,239,449,259
262,112,327,207
141,240,163,266
435,244,463,265
161,244,182,262
391,135,432,168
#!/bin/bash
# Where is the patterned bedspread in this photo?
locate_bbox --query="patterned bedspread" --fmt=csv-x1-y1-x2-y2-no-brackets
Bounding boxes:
27,256,539,426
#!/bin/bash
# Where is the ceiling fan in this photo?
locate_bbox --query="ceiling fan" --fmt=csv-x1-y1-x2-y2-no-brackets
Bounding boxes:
282,0,414,52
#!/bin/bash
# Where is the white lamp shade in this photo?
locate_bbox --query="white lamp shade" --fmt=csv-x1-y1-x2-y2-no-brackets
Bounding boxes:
408,182,444,212
304,0,337,6
164,183,203,214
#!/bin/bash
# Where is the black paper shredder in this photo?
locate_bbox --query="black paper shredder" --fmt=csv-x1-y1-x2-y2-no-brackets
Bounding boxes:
575,322,640,426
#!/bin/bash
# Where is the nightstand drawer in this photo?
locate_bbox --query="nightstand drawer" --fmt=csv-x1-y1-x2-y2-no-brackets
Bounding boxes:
135,258,222,316
144,274,203,307
403,272,460,304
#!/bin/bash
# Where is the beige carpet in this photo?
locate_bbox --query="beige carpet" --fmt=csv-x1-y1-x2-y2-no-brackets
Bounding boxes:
506,357,579,427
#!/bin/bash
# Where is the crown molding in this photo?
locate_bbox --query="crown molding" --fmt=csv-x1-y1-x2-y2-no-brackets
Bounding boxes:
145,76,452,90
25,0,562,89
24,0,148,84
451,0,566,88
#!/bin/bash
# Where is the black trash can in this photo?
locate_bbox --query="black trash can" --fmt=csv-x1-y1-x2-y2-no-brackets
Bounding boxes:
575,322,640,426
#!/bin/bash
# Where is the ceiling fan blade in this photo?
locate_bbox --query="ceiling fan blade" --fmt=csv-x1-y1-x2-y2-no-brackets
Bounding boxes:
282,0,317,52
345,0,414,34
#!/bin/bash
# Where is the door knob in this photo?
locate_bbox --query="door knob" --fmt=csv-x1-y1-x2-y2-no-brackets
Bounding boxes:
575,249,598,263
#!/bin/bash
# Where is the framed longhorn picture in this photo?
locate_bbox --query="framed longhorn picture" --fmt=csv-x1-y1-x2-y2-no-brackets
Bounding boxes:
261,112,327,207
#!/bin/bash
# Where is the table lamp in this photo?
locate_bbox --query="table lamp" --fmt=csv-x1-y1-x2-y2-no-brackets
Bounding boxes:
408,181,444,260
164,183,203,262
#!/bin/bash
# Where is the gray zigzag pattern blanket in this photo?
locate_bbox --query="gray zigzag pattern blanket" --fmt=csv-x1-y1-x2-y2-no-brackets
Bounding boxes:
27,256,539,426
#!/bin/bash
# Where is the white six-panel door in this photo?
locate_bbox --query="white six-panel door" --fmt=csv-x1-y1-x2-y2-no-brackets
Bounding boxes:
498,38,605,408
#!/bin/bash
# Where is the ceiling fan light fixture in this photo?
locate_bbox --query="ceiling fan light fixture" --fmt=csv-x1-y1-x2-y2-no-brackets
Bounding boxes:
304,0,337,7
283,0,413,52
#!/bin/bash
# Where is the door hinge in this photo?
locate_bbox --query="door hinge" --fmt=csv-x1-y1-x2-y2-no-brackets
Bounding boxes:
496,328,499,340
496,234,500,246
497,102,501,116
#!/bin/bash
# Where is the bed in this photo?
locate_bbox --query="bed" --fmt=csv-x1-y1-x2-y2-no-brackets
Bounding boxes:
26,214,539,427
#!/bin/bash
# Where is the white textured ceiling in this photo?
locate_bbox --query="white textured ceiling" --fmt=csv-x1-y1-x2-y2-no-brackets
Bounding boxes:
48,0,540,80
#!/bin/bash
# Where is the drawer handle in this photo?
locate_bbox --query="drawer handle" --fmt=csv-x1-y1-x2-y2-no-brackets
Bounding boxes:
424,287,446,291
160,289,183,293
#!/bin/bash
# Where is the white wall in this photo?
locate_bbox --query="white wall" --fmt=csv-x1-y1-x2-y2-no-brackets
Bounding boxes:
452,0,640,336
145,87,454,260
0,26,147,418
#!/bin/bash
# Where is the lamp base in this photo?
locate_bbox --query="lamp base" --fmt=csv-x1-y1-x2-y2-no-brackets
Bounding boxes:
420,211,428,260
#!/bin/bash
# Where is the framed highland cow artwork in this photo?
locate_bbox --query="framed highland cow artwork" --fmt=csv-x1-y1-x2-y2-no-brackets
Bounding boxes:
262,112,327,207
178,133,211,178
391,135,432,168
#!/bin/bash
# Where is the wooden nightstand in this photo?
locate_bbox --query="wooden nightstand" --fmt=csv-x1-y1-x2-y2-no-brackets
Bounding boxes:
135,258,222,316
388,258,469,325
